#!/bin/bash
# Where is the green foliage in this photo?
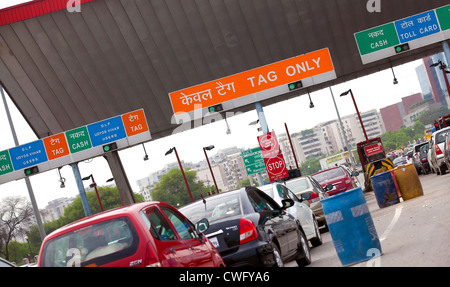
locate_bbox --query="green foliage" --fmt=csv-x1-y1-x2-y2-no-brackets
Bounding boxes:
299,156,323,175
380,120,426,150
151,169,205,207
416,106,450,126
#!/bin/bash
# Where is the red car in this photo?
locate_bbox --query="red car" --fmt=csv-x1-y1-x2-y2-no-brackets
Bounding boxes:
38,202,224,267
311,165,360,196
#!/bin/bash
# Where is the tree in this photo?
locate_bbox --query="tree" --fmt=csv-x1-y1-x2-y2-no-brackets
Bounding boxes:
151,169,204,207
0,196,33,261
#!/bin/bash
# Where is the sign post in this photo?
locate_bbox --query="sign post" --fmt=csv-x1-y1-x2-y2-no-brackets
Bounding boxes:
258,132,289,182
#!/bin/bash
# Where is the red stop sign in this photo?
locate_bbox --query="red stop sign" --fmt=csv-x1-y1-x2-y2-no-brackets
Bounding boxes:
265,155,289,182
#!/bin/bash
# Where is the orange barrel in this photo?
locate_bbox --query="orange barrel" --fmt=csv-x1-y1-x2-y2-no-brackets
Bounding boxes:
393,163,423,201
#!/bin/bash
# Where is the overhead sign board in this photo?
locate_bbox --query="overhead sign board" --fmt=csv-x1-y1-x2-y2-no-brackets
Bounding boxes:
241,147,266,175
355,4,450,64
258,132,289,182
169,48,336,120
0,109,151,184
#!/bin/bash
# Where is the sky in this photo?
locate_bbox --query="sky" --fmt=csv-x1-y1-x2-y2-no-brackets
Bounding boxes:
0,59,423,208
0,0,426,210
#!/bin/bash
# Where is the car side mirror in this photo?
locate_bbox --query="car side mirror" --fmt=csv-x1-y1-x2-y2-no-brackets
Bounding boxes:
325,184,334,191
195,218,210,234
352,171,359,176
281,199,294,210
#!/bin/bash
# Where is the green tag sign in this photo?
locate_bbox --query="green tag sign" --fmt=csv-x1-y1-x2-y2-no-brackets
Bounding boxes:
436,5,450,31
0,150,13,176
355,23,400,55
66,126,92,153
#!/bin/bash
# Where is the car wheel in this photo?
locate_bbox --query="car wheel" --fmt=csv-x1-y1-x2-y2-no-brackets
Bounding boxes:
295,229,311,267
310,219,323,247
272,244,284,267
439,165,446,175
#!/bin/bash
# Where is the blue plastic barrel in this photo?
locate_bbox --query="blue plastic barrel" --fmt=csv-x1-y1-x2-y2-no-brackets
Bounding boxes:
321,187,382,266
370,171,400,209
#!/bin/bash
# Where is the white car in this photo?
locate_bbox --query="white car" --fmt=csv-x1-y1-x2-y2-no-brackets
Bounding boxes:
428,127,450,175
258,182,323,247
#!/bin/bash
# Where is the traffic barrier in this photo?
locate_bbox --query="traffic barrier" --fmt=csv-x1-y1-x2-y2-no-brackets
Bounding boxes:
370,171,400,208
321,187,382,266
393,163,423,201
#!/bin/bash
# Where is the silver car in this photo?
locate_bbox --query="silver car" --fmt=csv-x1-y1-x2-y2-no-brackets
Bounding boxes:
284,176,329,229
259,182,323,247
428,127,450,175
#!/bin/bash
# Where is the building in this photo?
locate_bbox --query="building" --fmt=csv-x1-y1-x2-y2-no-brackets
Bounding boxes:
380,93,423,132
40,197,75,223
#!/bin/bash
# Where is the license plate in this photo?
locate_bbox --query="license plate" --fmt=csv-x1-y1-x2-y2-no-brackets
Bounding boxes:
209,237,220,248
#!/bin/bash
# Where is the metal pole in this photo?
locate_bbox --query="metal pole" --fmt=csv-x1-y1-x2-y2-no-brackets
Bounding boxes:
71,163,92,216
284,123,300,170
330,87,357,167
203,148,219,194
91,175,103,212
349,89,369,141
173,147,194,202
442,41,450,72
1,86,46,240
255,102,269,134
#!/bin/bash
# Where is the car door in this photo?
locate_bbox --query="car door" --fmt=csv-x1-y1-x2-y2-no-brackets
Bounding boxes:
159,206,215,267
281,184,314,240
247,188,297,257
143,206,192,267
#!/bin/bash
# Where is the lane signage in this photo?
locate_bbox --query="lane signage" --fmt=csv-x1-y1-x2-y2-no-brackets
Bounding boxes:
355,5,450,64
87,116,126,147
9,140,48,171
169,48,336,120
241,147,266,175
0,109,151,184
66,126,92,154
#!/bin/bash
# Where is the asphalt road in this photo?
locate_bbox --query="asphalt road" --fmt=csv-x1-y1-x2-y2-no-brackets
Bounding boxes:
286,171,450,267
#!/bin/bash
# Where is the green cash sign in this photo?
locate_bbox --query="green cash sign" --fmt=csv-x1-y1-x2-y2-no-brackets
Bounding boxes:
0,150,13,176
436,5,450,31
66,126,92,153
355,23,400,56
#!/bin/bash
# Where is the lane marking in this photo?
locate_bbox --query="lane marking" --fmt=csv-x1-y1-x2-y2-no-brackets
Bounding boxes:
380,205,403,241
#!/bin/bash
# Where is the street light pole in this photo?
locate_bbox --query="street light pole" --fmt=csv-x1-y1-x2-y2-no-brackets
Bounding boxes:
340,89,369,142
165,147,194,202
430,60,450,100
82,174,104,212
203,145,220,194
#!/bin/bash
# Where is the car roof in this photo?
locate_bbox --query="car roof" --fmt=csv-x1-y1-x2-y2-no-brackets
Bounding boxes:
179,188,245,210
43,201,166,241
311,165,343,176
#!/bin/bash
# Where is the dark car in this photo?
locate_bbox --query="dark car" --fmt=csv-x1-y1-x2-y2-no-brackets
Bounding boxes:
179,187,311,267
412,142,428,174
419,144,431,174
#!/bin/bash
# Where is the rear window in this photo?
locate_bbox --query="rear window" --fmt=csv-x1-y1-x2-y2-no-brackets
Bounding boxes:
285,178,310,194
41,217,139,267
312,168,346,183
180,193,242,224
436,130,450,144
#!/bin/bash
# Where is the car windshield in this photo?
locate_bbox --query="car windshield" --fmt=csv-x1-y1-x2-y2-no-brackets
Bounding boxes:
41,217,139,267
285,178,310,193
180,193,242,224
312,168,345,183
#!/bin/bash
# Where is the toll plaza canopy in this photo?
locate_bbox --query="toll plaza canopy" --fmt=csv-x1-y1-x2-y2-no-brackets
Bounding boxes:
0,0,447,141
